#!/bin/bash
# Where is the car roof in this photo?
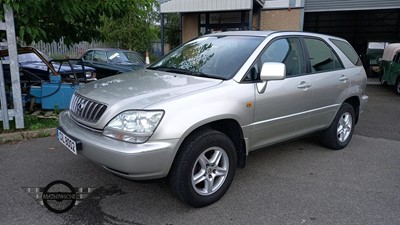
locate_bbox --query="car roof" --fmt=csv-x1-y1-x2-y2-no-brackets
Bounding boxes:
205,30,275,37
382,43,400,61
204,30,346,41
86,48,140,53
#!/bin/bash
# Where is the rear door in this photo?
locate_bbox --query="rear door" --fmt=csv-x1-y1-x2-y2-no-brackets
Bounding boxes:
301,37,349,130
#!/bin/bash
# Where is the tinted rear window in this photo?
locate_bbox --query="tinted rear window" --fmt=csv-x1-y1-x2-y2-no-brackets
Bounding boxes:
330,39,362,66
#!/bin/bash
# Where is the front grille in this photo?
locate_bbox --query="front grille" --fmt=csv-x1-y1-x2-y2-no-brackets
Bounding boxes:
70,94,107,123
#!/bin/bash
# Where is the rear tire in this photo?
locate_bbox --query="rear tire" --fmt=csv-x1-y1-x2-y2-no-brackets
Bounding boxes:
321,103,355,150
169,129,237,207
395,78,400,95
379,75,387,86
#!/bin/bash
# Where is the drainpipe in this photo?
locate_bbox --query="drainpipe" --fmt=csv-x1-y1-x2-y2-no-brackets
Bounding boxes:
249,9,253,30
160,13,165,56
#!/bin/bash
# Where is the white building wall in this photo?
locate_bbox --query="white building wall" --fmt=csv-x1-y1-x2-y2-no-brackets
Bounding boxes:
160,0,253,13
263,0,304,9
305,0,400,12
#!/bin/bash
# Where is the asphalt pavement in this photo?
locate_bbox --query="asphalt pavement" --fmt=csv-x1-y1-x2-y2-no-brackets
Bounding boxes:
1,78,399,225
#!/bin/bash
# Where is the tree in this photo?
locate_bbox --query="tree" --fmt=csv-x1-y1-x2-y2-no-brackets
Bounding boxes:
163,13,180,49
0,0,153,44
99,1,158,53
151,4,180,50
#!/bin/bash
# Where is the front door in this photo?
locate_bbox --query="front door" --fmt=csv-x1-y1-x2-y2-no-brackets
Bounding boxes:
250,37,313,150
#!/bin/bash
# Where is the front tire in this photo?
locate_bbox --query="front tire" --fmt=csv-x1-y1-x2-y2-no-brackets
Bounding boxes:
169,129,237,207
321,103,355,150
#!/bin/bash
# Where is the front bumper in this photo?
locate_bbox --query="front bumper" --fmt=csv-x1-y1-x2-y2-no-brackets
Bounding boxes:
58,111,179,180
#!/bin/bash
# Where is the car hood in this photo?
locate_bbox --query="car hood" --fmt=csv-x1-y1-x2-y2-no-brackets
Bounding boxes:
107,63,144,72
76,69,222,110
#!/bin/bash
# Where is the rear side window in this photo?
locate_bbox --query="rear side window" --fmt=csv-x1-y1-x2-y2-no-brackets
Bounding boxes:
82,51,93,61
394,52,400,63
93,51,108,63
330,39,362,66
304,38,343,73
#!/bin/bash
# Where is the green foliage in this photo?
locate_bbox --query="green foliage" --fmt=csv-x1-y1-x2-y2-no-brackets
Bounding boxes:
0,115,58,133
151,4,181,50
0,0,153,44
100,1,158,53
164,13,180,49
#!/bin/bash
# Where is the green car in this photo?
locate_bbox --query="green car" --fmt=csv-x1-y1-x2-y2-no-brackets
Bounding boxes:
365,42,387,77
380,43,400,95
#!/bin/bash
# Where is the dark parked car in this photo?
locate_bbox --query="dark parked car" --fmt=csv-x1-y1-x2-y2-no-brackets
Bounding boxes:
79,48,145,79
1,47,96,85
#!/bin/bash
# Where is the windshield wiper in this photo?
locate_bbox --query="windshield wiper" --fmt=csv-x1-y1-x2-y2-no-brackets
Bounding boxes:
148,66,195,74
148,66,223,79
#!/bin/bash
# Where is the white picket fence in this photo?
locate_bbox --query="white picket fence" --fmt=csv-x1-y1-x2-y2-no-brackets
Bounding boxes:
28,37,116,59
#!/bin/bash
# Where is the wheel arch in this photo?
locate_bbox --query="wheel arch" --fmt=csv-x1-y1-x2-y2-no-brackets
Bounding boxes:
169,118,247,177
395,75,400,95
343,96,360,124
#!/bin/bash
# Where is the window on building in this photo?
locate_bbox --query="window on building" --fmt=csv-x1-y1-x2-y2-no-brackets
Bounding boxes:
199,11,250,36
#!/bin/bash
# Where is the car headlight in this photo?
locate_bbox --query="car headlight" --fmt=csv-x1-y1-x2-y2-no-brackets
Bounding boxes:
103,110,164,143
85,71,95,78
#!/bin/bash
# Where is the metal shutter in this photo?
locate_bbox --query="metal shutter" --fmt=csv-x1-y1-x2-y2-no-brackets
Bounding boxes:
305,0,400,12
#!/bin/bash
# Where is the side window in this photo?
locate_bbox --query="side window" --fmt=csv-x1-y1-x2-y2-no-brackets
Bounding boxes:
394,52,400,63
82,51,93,61
93,51,107,63
330,38,362,66
260,37,305,77
304,38,343,73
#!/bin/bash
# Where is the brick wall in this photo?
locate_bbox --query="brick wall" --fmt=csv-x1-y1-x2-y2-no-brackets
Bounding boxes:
260,8,302,31
182,13,199,43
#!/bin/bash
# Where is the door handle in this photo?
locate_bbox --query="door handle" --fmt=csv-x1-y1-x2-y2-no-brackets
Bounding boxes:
339,75,349,82
297,81,312,89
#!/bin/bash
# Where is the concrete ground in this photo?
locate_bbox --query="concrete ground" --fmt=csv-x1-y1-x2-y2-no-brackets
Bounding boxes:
0,78,399,225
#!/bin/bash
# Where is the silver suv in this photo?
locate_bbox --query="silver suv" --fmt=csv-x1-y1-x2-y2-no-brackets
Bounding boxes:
58,31,368,207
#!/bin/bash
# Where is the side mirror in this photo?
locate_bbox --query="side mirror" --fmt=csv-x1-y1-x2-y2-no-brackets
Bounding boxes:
257,62,286,93
260,62,286,81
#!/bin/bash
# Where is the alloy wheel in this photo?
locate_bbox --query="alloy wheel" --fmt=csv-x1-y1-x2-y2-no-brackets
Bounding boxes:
191,147,229,196
337,112,353,143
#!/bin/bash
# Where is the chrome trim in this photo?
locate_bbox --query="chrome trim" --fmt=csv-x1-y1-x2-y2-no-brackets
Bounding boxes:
69,93,108,123
244,104,340,127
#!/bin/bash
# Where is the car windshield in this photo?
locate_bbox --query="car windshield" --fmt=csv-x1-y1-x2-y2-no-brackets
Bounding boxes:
2,52,49,63
124,52,144,66
107,51,143,66
148,35,264,80
368,42,389,50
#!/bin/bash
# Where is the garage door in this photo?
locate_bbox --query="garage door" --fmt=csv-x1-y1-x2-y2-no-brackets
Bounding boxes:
305,0,400,12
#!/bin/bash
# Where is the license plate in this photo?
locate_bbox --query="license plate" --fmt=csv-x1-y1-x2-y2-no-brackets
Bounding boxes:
57,127,82,155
